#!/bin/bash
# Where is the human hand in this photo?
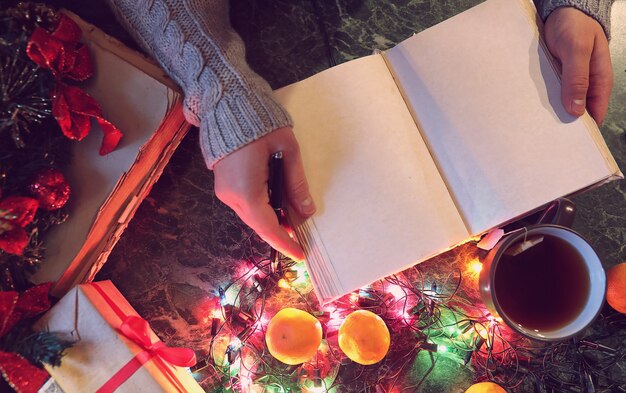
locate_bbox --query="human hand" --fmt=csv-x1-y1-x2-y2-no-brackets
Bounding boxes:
544,7,613,125
213,126,315,262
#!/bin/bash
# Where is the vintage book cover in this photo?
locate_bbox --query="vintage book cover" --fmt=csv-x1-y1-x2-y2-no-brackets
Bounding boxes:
32,12,190,296
275,0,623,303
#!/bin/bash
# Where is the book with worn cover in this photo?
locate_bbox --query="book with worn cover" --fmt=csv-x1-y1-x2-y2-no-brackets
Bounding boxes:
33,12,190,296
275,0,623,303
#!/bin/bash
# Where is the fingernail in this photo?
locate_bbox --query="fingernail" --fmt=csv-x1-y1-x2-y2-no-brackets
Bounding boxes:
571,99,586,115
300,197,316,215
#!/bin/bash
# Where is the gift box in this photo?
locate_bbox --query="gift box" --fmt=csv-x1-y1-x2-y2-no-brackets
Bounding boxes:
34,281,203,393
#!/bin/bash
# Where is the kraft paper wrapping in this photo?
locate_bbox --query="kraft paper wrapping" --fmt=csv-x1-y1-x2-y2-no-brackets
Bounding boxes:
34,281,204,393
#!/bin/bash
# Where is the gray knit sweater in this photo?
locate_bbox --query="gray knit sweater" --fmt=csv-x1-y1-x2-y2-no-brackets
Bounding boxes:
108,0,613,168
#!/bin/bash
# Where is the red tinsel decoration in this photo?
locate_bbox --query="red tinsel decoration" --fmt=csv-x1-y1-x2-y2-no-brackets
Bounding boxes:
0,352,49,393
26,14,123,155
0,282,52,337
0,283,54,393
0,196,39,256
28,168,70,211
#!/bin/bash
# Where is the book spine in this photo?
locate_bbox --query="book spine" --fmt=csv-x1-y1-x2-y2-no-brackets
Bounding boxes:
380,51,472,235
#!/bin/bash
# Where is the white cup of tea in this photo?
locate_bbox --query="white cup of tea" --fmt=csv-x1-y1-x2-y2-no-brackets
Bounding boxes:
479,221,606,341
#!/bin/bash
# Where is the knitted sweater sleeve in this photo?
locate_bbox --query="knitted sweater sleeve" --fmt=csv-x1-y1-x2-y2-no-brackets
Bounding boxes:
106,0,292,169
535,0,614,38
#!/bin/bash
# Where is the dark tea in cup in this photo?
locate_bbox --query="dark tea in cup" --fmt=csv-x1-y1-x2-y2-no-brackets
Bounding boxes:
494,234,590,331
480,225,605,340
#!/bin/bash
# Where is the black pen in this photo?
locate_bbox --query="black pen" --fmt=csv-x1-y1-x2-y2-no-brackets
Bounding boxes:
268,152,284,274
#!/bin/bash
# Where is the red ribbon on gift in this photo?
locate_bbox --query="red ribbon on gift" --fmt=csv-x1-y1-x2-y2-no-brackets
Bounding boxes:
26,14,123,155
90,283,196,393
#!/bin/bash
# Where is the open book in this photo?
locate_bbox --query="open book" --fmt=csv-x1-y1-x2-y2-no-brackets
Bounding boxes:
32,12,190,296
274,0,623,303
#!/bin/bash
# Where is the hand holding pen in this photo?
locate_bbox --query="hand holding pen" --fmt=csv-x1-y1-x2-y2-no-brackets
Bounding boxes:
212,127,316,263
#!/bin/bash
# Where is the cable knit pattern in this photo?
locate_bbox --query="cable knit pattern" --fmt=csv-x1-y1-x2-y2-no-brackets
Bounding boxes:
106,0,292,168
107,0,613,168
536,0,614,38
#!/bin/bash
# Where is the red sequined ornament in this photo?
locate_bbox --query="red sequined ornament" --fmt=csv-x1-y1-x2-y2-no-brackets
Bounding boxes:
29,168,70,211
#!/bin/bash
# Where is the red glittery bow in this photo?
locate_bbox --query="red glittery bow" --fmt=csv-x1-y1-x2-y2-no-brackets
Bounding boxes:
26,14,123,155
0,196,39,256
0,283,54,393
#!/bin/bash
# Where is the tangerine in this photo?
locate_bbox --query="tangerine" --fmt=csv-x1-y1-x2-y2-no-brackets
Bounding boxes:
338,310,390,365
607,262,626,314
464,382,507,393
265,308,322,365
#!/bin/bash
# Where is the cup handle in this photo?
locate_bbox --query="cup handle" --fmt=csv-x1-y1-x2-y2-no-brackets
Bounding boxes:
536,198,576,228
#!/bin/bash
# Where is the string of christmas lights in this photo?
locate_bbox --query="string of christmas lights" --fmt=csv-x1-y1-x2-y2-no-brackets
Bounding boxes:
186,253,626,392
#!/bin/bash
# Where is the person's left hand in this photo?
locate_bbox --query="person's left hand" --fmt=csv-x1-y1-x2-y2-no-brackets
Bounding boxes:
544,7,613,125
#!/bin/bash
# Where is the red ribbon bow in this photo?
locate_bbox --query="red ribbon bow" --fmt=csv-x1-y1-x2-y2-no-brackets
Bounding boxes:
0,196,39,255
96,316,197,393
0,283,54,393
26,14,123,155
117,316,197,368
90,283,196,393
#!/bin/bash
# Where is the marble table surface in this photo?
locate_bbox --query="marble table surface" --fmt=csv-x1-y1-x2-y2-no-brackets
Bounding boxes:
54,0,626,391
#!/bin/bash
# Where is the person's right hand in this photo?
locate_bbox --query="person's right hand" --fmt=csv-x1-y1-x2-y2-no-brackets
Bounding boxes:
213,126,315,262
544,7,613,125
